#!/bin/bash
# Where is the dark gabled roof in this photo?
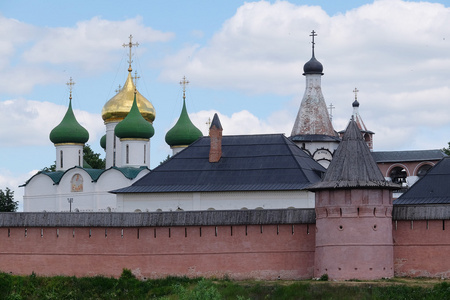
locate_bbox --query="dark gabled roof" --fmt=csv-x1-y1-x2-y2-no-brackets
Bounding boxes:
309,119,399,190
395,157,450,205
21,166,148,186
112,134,326,194
290,134,340,143
371,149,446,163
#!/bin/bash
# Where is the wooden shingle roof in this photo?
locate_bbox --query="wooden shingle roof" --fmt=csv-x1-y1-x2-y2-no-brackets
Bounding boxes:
310,118,399,190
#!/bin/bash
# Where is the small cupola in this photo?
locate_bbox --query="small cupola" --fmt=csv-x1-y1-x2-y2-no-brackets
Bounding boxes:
303,30,324,75
115,91,155,140
49,78,88,171
49,79,89,145
165,76,202,154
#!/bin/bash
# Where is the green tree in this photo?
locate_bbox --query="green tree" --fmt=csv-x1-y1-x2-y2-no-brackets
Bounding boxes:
0,187,18,212
83,144,105,169
443,142,450,156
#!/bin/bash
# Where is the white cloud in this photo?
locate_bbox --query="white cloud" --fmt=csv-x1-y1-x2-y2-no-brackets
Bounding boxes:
189,109,293,136
0,99,104,147
0,15,174,94
159,0,450,152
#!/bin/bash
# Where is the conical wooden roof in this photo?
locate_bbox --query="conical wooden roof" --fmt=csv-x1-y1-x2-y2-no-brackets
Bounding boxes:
310,118,399,190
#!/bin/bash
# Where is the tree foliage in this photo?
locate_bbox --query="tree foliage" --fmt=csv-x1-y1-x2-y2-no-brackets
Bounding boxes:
0,187,18,212
84,144,105,169
443,142,450,156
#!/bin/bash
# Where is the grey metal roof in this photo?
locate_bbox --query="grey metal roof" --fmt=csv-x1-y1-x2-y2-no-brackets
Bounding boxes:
395,157,450,205
371,149,446,163
310,119,399,190
113,134,326,194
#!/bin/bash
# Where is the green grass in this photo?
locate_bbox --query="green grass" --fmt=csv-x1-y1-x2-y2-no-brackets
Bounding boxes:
0,270,449,299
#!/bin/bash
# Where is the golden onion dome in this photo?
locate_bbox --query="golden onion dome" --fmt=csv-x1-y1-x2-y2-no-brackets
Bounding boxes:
101,71,155,123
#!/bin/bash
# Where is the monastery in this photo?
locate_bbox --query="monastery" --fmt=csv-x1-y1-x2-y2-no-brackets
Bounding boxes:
2,32,449,280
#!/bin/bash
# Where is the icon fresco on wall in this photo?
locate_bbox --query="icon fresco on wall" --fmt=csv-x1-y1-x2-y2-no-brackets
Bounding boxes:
71,173,83,192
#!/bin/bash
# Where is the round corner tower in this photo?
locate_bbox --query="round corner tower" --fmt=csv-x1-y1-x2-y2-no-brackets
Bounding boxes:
309,118,399,280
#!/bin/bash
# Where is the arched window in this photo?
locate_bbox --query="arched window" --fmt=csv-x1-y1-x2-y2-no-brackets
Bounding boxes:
417,164,433,178
78,149,81,166
126,144,129,164
60,150,63,169
389,166,407,184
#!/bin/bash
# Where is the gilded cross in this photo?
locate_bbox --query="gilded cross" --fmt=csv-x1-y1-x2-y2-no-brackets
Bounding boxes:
353,87,359,101
132,71,141,87
179,76,189,100
66,77,75,100
122,34,139,71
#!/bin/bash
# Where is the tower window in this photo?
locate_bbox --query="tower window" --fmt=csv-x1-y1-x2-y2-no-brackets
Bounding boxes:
60,150,63,169
126,144,129,164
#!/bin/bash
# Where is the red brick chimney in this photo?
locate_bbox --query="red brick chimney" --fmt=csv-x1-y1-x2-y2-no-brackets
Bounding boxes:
209,113,223,163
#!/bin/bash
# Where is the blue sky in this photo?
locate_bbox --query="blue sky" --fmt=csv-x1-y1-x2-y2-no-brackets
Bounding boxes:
1,0,450,207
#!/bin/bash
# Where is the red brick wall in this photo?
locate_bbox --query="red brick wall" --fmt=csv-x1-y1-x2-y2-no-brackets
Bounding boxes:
0,224,315,280
393,220,450,278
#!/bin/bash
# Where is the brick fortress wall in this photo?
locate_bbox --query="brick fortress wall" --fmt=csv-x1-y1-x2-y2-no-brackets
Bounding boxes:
0,210,315,280
1,207,450,279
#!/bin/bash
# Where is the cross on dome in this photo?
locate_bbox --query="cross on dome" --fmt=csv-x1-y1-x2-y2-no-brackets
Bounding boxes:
180,76,190,100
132,71,140,87
353,87,359,101
66,77,75,100
310,30,317,56
123,34,139,72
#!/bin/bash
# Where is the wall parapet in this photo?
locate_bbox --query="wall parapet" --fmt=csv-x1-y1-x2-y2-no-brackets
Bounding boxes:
2,205,449,228
0,209,315,228
392,205,450,220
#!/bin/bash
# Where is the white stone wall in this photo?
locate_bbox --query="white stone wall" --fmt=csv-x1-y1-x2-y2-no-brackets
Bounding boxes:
116,190,316,212
23,168,150,212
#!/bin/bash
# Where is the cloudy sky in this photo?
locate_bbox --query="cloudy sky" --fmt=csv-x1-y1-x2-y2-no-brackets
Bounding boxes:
1,0,450,208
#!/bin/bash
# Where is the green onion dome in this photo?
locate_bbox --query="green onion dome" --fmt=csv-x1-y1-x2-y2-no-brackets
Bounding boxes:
49,99,89,144
100,134,106,149
115,93,155,139
165,98,202,147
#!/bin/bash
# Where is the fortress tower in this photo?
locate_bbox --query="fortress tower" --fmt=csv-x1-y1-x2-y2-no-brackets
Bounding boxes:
290,31,339,168
310,118,399,280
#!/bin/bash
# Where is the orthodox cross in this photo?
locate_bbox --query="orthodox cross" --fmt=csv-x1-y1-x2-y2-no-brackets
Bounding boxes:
123,34,139,71
66,77,75,100
132,71,140,87
310,30,317,55
353,87,359,101
115,84,122,93
328,103,335,122
206,117,211,127
180,76,189,100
